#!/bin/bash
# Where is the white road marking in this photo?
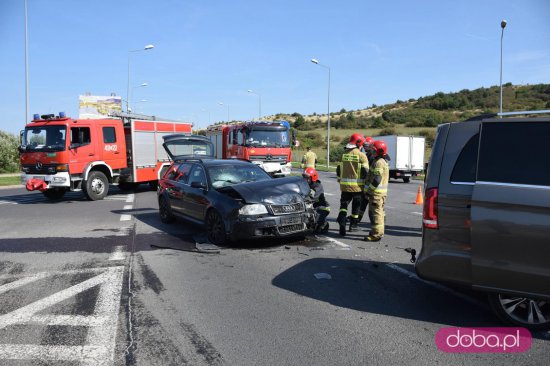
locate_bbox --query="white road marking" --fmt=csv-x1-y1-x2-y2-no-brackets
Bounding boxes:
0,266,124,365
385,263,487,308
315,235,351,250
108,246,126,261
125,194,135,203
123,205,133,210
115,226,132,237
120,214,132,221
411,212,423,215
324,193,334,196
0,200,17,205
0,273,48,295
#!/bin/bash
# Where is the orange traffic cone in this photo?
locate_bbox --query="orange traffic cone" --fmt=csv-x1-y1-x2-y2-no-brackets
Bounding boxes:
415,185,424,205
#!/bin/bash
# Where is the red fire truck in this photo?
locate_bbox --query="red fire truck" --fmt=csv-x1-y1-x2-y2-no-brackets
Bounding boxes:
20,112,192,200
205,121,293,176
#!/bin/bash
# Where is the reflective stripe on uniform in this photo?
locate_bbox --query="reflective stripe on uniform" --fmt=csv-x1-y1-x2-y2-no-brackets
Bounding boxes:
318,206,331,212
339,208,347,213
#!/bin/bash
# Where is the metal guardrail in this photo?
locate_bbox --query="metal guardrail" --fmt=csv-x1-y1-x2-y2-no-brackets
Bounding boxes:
497,110,550,117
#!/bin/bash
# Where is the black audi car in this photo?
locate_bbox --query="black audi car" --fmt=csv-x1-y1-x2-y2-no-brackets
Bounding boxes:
157,134,315,245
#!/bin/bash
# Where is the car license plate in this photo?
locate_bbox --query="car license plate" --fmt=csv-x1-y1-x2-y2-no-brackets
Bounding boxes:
281,215,301,226
404,173,412,177
33,176,45,180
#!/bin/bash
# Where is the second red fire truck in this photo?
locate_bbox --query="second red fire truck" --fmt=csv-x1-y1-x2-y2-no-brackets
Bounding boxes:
205,121,293,177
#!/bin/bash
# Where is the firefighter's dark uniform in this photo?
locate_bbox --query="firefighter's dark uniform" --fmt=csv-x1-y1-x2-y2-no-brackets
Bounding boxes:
336,147,369,236
309,180,330,232
364,155,389,241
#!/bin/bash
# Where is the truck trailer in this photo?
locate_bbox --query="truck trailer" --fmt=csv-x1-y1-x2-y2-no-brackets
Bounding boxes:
372,135,425,183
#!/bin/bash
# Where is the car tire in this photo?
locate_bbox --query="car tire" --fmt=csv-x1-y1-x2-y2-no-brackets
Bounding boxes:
487,292,550,330
84,171,109,201
42,188,66,201
403,177,410,183
159,196,175,224
205,209,227,246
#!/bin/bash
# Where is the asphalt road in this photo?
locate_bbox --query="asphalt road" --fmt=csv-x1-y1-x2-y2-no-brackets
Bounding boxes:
0,172,548,365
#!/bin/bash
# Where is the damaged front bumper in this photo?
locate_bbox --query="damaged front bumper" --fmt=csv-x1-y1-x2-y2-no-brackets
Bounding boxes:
230,211,314,241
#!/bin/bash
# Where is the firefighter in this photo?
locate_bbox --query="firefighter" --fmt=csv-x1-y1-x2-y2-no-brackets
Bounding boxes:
358,136,374,222
302,167,330,233
301,146,317,169
336,133,369,236
364,140,390,242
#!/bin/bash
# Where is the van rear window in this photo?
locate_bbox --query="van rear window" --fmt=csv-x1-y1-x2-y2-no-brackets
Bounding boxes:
478,122,550,186
451,134,479,183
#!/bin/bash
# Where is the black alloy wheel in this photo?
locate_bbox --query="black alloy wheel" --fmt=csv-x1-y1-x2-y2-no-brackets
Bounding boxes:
205,209,226,246
159,196,175,223
488,293,550,330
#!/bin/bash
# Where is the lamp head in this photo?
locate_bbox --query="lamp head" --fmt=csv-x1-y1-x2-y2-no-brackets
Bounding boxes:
311,58,319,64
144,44,155,50
501,20,507,29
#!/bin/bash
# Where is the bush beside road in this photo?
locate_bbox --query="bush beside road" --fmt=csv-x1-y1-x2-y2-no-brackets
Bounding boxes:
0,174,21,187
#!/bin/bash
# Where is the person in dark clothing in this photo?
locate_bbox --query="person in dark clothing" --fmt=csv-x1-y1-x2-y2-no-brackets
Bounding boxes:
302,168,330,233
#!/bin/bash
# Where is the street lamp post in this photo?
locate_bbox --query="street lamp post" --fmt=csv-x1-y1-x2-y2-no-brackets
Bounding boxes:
202,109,211,125
499,20,507,116
24,0,29,125
127,44,154,112
311,58,331,169
247,89,262,120
129,83,148,112
219,102,229,122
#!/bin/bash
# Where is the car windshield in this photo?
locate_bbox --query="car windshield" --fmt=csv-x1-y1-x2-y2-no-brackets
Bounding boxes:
245,129,289,147
22,125,67,152
208,164,271,188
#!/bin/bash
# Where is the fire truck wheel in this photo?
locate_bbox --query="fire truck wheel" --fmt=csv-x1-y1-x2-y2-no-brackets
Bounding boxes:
42,188,66,201
159,196,175,223
205,209,227,246
84,171,109,201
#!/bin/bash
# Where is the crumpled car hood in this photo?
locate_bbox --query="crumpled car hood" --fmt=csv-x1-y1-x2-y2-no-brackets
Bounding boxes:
218,176,309,204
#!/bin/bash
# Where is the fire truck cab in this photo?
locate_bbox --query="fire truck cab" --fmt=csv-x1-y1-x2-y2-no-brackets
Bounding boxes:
206,121,293,177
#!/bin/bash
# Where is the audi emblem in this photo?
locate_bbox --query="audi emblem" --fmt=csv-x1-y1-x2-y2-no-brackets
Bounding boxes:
36,162,43,170
282,205,293,212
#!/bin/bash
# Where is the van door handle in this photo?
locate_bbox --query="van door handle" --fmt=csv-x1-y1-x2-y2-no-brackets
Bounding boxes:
88,153,94,156
114,151,120,154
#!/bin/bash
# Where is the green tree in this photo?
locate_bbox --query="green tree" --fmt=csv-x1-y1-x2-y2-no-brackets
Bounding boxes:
0,131,20,173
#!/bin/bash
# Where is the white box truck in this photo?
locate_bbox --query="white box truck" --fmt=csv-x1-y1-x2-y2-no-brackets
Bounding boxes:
372,135,425,183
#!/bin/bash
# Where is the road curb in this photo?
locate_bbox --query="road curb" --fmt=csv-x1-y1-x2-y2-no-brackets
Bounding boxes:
0,185,23,190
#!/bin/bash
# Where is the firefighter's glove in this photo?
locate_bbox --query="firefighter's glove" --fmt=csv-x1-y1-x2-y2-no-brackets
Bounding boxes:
309,189,315,198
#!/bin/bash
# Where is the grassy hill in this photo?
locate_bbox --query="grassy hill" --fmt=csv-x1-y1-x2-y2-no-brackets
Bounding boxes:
265,83,550,164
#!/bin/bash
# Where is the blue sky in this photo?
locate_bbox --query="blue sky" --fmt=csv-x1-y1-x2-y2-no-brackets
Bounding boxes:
1,0,549,133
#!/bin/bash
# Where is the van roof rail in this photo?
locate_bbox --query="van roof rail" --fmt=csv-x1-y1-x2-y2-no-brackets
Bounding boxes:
465,113,497,121
497,110,550,117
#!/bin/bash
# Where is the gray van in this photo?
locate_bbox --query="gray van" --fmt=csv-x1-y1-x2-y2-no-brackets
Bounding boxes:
416,112,550,330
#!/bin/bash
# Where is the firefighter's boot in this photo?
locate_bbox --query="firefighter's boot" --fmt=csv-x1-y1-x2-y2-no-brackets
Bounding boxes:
337,212,347,236
349,217,359,232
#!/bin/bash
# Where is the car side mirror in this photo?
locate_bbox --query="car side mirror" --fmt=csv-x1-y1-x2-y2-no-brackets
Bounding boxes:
191,181,207,190
18,145,27,153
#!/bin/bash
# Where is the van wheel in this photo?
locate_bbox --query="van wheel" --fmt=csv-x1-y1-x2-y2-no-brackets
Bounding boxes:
84,171,109,201
205,209,227,246
403,177,410,183
488,292,550,330
43,188,66,201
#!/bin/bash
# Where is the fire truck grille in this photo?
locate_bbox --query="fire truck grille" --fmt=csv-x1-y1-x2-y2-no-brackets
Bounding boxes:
22,164,57,174
270,202,304,215
249,155,287,164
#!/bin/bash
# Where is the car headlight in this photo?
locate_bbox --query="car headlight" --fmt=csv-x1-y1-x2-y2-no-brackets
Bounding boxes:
239,204,268,215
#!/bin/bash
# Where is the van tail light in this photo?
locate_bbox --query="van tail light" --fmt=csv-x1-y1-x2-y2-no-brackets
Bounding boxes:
423,187,438,229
